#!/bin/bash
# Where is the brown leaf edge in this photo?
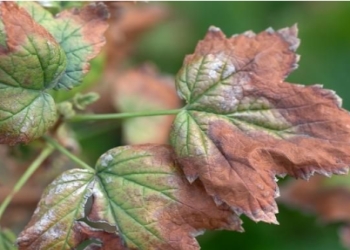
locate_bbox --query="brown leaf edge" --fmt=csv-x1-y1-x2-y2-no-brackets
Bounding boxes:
172,24,350,224
88,144,243,250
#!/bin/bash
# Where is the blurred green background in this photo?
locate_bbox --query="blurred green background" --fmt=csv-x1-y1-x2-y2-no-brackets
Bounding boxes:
126,2,350,249
82,2,350,250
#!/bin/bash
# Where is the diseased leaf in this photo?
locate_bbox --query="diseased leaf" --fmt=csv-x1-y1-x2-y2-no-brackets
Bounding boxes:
0,228,17,250
17,169,95,250
76,222,126,250
18,145,241,250
171,25,350,223
90,144,242,250
0,2,66,145
113,66,181,144
18,1,109,89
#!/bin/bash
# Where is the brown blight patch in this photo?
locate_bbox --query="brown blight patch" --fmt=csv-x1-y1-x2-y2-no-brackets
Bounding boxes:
89,144,242,250
55,2,109,73
0,2,57,54
171,25,350,224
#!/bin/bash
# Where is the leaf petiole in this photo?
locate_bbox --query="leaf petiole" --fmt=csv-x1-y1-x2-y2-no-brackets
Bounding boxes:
0,146,54,220
68,109,183,122
43,136,94,172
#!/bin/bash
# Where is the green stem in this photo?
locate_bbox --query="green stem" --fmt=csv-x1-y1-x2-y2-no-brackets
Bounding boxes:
0,146,54,220
69,109,183,122
43,136,94,172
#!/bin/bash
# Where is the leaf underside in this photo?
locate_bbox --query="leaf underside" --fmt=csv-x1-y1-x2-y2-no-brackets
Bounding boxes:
171,25,350,223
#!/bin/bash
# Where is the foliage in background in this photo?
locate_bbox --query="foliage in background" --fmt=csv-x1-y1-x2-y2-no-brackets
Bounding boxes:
0,3,350,249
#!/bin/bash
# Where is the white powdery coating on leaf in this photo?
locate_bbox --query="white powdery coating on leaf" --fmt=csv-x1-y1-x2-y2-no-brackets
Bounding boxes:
208,26,221,33
186,175,198,184
190,229,205,237
222,64,236,79
104,176,113,184
243,30,255,38
20,119,30,133
213,196,223,206
265,27,274,34
208,58,223,80
100,153,114,167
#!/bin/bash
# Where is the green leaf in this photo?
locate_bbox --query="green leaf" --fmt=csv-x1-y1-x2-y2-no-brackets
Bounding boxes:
0,228,17,250
171,26,350,224
18,1,109,90
17,169,95,249
89,145,241,250
0,2,66,145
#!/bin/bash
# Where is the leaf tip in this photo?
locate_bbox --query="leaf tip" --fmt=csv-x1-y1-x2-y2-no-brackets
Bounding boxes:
243,30,256,38
208,25,221,33
277,24,300,51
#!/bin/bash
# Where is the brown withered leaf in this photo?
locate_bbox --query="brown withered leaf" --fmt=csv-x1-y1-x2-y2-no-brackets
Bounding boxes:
74,222,126,250
171,25,350,224
281,176,350,249
113,65,181,144
104,2,168,70
89,3,168,114
281,177,350,223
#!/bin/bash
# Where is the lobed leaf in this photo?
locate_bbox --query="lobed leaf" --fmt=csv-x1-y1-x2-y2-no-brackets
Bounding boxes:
90,144,242,250
0,228,17,250
171,25,350,223
17,169,96,249
0,2,66,145
19,145,242,250
18,1,109,89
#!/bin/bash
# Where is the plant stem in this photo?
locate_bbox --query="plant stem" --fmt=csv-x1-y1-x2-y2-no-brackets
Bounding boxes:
0,146,54,220
69,109,183,122
43,136,94,172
